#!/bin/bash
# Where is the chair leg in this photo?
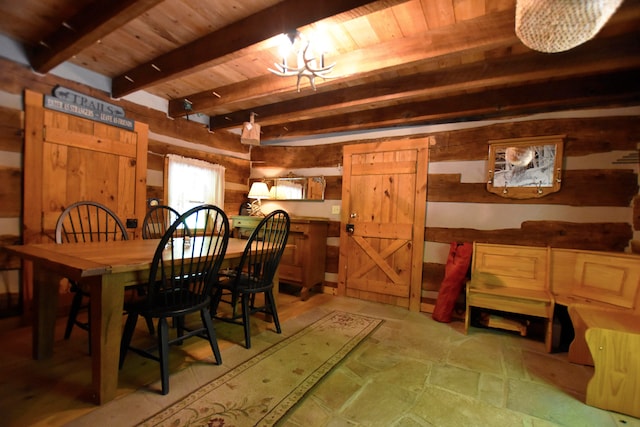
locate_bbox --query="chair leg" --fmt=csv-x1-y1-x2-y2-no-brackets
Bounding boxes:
210,288,223,316
231,291,240,317
144,315,155,335
201,308,222,365
119,312,139,368
158,317,170,395
175,316,185,346
265,290,281,334
241,293,252,349
64,291,84,339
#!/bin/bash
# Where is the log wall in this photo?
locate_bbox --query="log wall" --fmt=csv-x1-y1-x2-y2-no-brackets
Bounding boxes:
252,115,639,310
0,58,252,321
0,55,638,321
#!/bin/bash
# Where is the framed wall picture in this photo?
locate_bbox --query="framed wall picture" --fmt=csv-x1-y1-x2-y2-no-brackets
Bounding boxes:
486,135,564,199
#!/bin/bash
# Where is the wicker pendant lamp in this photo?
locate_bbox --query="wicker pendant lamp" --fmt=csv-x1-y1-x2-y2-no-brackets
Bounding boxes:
515,0,624,53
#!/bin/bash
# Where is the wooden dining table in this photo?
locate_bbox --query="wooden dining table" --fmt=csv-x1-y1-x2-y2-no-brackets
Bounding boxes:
6,237,255,405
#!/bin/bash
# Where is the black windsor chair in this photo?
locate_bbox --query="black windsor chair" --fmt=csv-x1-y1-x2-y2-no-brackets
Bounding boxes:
142,205,184,239
141,204,189,333
211,209,290,349
55,201,130,348
119,204,229,395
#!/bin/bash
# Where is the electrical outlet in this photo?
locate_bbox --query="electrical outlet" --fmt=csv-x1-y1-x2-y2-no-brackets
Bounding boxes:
331,205,341,215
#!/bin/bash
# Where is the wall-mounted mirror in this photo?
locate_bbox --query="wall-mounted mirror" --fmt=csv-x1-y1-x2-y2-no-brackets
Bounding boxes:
258,176,326,201
487,135,564,199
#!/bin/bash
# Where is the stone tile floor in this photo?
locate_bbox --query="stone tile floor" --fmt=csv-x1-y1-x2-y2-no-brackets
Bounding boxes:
280,297,640,427
50,294,640,426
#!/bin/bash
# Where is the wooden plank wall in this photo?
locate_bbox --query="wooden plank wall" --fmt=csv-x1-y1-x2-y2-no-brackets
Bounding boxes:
0,58,252,322
0,56,638,321
251,116,640,309
0,102,24,319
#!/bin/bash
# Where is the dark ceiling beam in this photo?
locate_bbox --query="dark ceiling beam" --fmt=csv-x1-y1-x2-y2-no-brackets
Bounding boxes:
258,69,640,140
29,0,162,73
208,34,640,131
112,0,410,98
172,8,519,118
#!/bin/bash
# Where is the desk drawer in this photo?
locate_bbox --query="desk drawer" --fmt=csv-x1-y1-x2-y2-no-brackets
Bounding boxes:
290,223,309,234
231,215,328,298
279,263,302,284
233,217,261,228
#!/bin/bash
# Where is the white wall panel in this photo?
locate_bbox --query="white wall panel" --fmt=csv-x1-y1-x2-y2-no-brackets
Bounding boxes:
424,241,453,263
146,169,163,187
428,160,486,182
0,270,20,293
261,200,339,220
426,202,631,229
0,218,20,234
0,151,20,168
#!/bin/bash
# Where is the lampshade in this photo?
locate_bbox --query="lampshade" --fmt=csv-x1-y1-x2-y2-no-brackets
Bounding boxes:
515,0,623,53
248,182,270,199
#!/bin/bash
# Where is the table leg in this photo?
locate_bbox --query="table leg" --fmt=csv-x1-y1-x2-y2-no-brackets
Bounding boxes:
89,274,125,405
32,263,59,360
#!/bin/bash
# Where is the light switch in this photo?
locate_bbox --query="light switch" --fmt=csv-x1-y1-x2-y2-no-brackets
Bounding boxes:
331,205,341,215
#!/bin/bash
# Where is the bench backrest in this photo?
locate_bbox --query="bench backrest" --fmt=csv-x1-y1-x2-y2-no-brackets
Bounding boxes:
470,243,550,291
551,248,640,311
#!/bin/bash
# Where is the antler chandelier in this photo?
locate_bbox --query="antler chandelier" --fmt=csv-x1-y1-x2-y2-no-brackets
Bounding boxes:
268,30,336,91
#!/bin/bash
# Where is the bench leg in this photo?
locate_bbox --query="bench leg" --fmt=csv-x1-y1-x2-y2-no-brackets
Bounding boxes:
568,305,594,365
464,286,470,334
544,318,553,353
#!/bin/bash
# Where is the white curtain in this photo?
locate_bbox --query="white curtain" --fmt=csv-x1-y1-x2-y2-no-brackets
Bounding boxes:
167,154,225,214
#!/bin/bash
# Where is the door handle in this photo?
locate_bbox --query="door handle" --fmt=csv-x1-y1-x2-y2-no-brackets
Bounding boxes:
346,223,355,234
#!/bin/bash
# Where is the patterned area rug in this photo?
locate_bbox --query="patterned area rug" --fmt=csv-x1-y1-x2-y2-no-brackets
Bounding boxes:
138,311,383,427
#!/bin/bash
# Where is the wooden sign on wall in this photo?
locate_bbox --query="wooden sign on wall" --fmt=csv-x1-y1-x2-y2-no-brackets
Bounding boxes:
44,86,134,130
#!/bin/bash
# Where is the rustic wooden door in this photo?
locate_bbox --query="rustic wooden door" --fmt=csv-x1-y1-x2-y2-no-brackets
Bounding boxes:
338,138,430,311
22,89,148,316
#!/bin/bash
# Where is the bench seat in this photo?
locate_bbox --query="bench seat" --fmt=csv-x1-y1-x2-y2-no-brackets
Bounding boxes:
467,289,552,319
465,243,554,352
469,284,551,302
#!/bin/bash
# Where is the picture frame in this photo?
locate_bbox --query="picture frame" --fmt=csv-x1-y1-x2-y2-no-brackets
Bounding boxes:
486,135,564,199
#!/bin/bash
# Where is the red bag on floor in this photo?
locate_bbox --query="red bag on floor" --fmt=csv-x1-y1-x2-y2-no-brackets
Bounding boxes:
432,242,473,323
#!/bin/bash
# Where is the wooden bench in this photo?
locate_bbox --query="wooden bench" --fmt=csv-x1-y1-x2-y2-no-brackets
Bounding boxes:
568,304,640,418
547,248,640,417
550,248,640,364
466,245,640,417
465,242,555,352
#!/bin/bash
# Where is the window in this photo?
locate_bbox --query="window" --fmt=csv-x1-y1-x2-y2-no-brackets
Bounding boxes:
166,154,225,229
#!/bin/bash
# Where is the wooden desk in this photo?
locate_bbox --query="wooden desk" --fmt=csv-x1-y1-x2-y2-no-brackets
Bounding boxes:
232,215,328,300
6,237,250,405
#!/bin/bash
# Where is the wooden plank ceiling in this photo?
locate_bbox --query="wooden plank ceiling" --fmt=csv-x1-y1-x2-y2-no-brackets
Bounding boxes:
1,0,639,143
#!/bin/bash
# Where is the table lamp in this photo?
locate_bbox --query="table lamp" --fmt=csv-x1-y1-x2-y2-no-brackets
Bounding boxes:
248,182,270,216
